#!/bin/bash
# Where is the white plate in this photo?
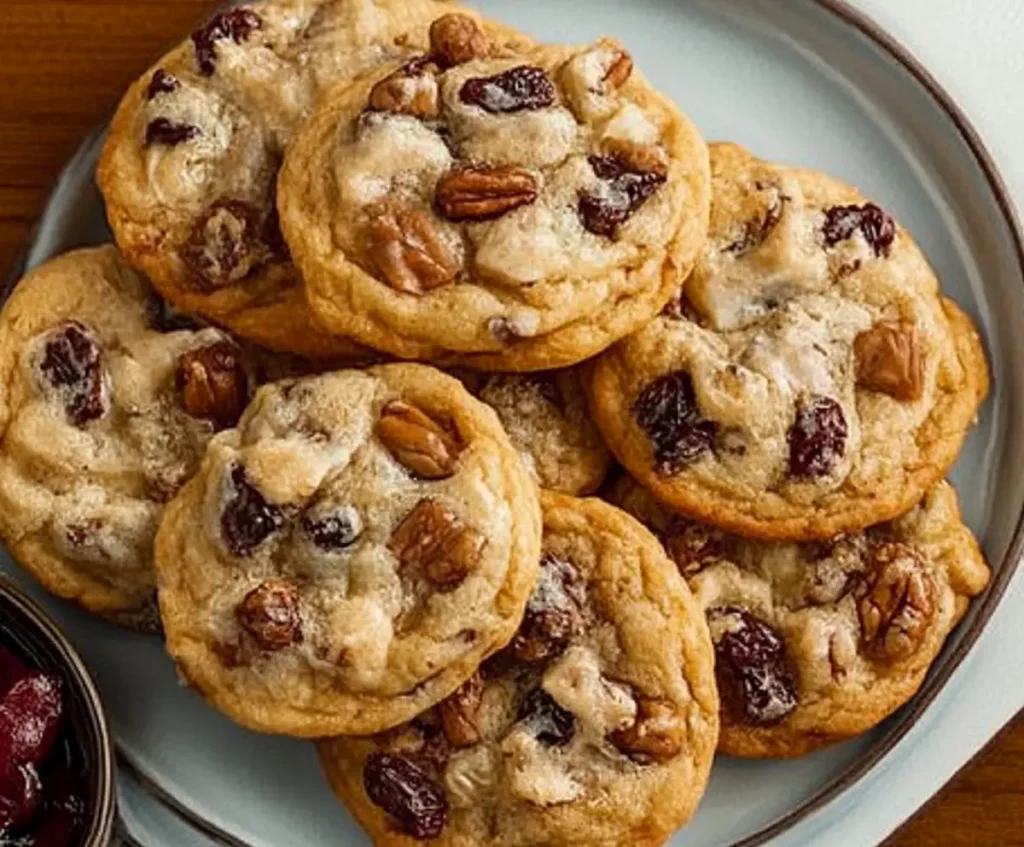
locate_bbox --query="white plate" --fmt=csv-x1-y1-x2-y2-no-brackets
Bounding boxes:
5,1,1024,844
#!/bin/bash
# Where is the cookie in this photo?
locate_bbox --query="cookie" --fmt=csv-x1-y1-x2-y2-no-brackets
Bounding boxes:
454,368,611,495
587,142,989,541
0,246,259,630
318,490,718,845
98,1,528,358
155,364,541,737
279,33,710,370
610,474,990,757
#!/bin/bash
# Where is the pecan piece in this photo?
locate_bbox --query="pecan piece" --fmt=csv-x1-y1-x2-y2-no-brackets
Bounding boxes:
854,321,923,402
437,672,483,748
366,203,458,294
602,47,634,90
176,341,250,429
369,60,440,118
236,578,302,651
858,541,936,660
609,697,685,763
389,499,484,589
435,166,538,221
429,14,488,67
375,400,462,479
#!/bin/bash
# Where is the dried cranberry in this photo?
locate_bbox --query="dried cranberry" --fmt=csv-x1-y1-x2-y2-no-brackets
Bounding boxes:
181,200,268,291
460,65,556,113
510,555,585,663
821,203,895,257
632,371,716,474
516,688,575,746
38,321,106,426
0,672,62,766
579,153,667,238
710,607,797,726
363,753,447,840
192,8,263,76
220,466,284,556
301,504,363,550
788,395,848,479
144,117,199,147
145,69,179,100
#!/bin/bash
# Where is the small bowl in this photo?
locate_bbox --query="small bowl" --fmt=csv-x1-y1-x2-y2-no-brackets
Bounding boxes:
0,577,116,845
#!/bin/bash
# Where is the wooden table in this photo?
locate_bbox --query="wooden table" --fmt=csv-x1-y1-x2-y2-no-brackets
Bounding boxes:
1,2,1022,844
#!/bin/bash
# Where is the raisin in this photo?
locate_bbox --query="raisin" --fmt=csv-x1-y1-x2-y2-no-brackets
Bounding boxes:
236,579,302,651
301,504,363,550
516,688,575,746
145,69,179,100
38,320,106,425
181,201,268,290
220,466,283,556
460,65,556,113
821,203,895,257
727,184,783,255
709,607,797,726
579,153,667,238
192,8,263,76
363,752,448,840
632,370,716,474
787,395,848,479
145,117,199,147
663,520,720,576
510,554,585,663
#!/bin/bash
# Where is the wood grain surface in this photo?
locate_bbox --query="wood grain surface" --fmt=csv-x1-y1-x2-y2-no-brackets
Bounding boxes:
0,2,1022,845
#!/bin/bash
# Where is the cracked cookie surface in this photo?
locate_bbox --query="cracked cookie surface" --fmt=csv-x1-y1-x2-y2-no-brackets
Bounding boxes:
587,143,989,541
0,246,259,629
318,491,718,845
611,474,989,757
155,364,541,736
279,33,709,369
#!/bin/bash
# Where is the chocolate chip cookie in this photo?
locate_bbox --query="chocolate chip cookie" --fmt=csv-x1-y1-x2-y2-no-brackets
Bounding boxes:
0,246,258,630
318,490,718,844
98,1,529,358
155,364,541,737
611,474,990,757
588,143,989,541
279,33,710,370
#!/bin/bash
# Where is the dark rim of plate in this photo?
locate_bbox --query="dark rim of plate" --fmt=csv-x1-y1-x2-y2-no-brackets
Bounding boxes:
3,0,1023,844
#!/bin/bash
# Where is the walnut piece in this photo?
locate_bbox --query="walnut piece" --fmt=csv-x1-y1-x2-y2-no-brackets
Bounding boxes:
176,341,249,430
437,673,483,748
366,202,458,294
389,499,484,589
435,166,538,221
858,541,936,660
369,61,440,118
608,697,686,763
429,14,488,67
236,579,302,651
854,321,923,402
375,400,462,479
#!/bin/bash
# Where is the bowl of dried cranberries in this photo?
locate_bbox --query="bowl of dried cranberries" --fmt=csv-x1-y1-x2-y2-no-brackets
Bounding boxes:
0,578,115,845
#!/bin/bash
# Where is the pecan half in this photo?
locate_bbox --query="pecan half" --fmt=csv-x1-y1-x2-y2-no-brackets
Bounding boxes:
858,541,936,660
437,672,483,747
369,61,440,118
366,203,458,294
389,499,484,589
176,341,250,429
854,321,923,402
375,400,462,479
236,579,302,651
435,166,538,221
429,14,488,67
608,697,685,763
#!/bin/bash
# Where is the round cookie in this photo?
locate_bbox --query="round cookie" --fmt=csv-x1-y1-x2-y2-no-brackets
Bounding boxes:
98,1,529,358
588,142,989,541
318,491,718,845
0,246,260,630
155,364,541,737
610,474,990,757
279,33,710,369
454,368,611,495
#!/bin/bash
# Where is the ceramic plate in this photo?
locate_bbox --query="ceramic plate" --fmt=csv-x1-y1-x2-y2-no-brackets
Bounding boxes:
5,0,1024,844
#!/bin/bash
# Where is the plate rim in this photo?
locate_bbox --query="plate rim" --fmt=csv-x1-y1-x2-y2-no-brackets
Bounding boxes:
6,1,1024,844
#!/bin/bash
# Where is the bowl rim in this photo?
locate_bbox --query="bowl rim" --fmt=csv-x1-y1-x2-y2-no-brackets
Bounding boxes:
0,576,117,847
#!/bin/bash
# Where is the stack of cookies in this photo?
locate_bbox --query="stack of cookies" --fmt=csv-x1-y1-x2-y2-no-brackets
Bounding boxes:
0,0,991,843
